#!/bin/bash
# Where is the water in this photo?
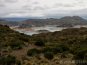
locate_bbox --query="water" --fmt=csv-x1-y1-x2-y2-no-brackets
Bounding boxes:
15,26,66,35
14,25,87,35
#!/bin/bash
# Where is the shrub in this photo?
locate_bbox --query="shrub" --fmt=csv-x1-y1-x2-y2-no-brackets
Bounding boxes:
73,49,87,65
42,45,69,55
35,39,45,47
0,55,17,65
27,48,41,56
54,45,69,53
9,40,24,50
74,49,87,59
44,52,54,60
42,47,53,53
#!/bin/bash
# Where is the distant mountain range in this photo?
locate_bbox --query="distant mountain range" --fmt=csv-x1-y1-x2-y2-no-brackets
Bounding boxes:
19,16,87,27
0,19,19,26
0,16,87,27
2,18,29,21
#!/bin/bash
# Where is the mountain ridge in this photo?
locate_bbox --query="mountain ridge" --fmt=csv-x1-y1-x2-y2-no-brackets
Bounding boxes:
20,16,87,27
0,16,87,27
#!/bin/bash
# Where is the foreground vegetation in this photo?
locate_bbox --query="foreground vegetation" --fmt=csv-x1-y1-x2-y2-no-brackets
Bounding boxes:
0,24,87,65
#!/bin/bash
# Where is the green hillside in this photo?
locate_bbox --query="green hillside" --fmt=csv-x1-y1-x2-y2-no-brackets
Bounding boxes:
0,25,87,65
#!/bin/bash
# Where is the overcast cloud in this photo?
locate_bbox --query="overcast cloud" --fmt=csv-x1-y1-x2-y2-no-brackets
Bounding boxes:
0,0,87,18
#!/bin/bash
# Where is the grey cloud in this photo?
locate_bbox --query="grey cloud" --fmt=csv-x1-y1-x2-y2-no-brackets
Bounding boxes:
22,5,32,10
32,1,39,5
32,6,48,10
0,0,87,18
0,4,5,8
0,11,11,17
22,5,49,11
4,0,18,3
54,3,75,7
45,8,87,18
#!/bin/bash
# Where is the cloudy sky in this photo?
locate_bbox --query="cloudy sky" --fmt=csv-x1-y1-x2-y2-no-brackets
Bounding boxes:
0,0,87,18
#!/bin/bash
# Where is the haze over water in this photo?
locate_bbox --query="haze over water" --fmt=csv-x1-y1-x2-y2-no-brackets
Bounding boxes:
14,25,87,35
15,26,66,35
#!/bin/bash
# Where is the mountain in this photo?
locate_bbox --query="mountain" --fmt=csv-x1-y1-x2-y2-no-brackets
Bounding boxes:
3,18,29,21
19,16,87,28
0,19,19,26
59,16,87,25
1,16,87,27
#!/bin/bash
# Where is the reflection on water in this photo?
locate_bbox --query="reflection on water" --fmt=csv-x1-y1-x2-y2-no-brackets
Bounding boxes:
32,26,66,32
14,25,87,35
15,26,66,35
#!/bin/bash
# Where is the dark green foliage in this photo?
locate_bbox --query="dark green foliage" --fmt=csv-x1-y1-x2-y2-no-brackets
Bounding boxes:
73,49,87,65
74,48,87,59
31,27,87,61
19,33,30,42
16,60,21,65
44,52,54,60
9,40,24,50
0,25,30,50
55,45,69,53
42,47,53,53
42,45,69,55
0,55,19,65
35,39,45,47
0,25,13,33
27,48,41,56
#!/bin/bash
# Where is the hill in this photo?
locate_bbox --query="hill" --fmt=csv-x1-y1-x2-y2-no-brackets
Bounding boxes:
0,24,87,65
19,16,87,28
1,16,87,28
0,19,19,26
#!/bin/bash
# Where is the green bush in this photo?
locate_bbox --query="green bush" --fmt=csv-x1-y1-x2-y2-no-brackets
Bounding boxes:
9,40,24,50
42,45,69,55
73,49,87,65
0,55,17,65
27,48,41,56
35,39,45,47
74,49,87,59
44,52,54,60
42,47,53,53
54,45,69,53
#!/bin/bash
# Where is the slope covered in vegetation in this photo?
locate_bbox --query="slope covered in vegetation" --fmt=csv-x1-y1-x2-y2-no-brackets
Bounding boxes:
0,24,87,65
0,25,30,50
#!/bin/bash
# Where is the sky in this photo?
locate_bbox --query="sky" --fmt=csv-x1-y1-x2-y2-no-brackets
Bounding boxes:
0,0,87,18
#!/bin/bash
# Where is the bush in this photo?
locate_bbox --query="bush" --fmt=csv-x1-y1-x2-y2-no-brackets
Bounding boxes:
27,48,41,56
73,49,87,65
42,47,53,53
44,52,54,60
9,40,24,50
42,45,69,55
0,55,17,65
74,49,87,59
35,39,45,47
54,45,69,53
